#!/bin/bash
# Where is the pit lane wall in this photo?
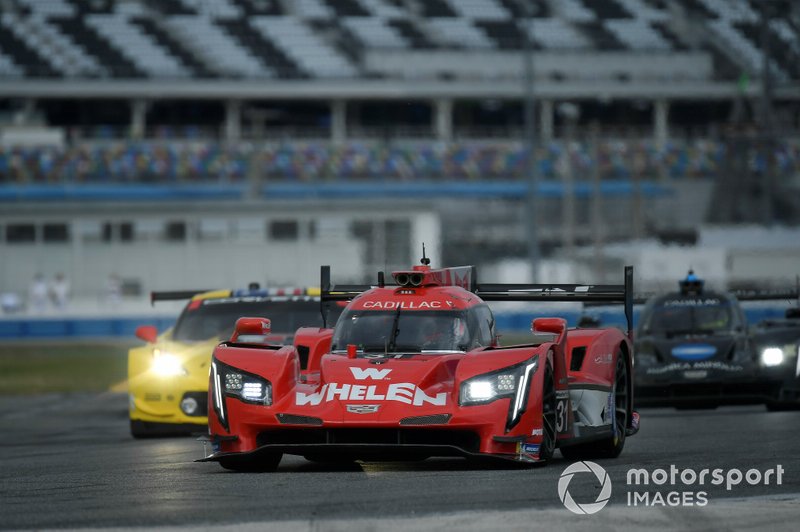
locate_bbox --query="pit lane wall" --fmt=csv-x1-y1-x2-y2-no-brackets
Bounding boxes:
0,306,791,340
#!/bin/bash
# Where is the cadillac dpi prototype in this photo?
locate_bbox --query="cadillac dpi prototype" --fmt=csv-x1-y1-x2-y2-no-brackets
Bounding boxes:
128,286,336,437
634,271,798,407
200,261,640,471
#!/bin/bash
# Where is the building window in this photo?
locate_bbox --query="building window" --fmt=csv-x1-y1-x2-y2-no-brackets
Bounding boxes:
269,220,299,241
102,222,113,242
102,221,134,242
165,221,186,242
6,224,36,243
43,223,70,243
120,222,134,242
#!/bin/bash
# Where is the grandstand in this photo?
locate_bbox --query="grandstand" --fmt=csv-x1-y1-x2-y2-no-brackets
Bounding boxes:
1,0,799,302
0,0,797,141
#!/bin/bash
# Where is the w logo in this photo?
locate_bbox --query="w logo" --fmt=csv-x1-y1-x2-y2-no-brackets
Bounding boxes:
350,367,392,380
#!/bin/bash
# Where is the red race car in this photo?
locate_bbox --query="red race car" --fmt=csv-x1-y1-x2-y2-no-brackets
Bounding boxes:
199,259,639,471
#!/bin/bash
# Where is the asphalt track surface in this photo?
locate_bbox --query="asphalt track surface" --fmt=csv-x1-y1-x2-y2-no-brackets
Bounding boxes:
1,392,799,531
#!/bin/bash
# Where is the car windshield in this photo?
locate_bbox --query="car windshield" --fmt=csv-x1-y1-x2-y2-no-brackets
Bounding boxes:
641,301,734,336
330,309,473,354
172,299,333,342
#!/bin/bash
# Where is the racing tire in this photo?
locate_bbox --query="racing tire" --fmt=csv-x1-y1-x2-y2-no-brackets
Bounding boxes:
560,350,629,460
539,360,557,462
219,453,282,472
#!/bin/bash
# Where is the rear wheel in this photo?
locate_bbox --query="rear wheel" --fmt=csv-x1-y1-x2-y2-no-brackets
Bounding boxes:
561,351,629,460
219,453,282,472
539,360,557,462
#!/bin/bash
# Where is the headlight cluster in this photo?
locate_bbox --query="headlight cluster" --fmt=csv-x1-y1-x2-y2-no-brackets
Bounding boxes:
212,360,272,407
224,371,272,405
459,356,539,429
460,371,518,405
152,350,187,376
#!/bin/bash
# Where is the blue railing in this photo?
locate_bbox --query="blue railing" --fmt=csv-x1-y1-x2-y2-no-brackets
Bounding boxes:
0,306,790,340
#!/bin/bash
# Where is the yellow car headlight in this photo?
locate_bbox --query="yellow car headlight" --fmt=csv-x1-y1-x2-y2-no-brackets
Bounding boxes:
152,350,187,376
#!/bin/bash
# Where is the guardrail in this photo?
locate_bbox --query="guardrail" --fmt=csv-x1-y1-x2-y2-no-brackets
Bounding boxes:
0,316,176,340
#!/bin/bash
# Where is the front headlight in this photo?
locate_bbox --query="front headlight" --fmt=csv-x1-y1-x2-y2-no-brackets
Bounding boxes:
460,356,539,428
761,346,786,367
214,361,272,406
460,372,518,404
152,350,186,376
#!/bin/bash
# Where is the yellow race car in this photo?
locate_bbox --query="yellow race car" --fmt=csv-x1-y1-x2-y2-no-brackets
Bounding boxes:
128,286,338,437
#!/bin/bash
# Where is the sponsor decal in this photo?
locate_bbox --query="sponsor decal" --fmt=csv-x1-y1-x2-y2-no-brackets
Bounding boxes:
350,367,392,380
531,428,543,436
683,370,708,379
296,383,447,406
645,361,744,375
594,354,613,365
523,443,540,453
671,344,717,361
361,300,442,309
516,442,540,461
663,298,721,307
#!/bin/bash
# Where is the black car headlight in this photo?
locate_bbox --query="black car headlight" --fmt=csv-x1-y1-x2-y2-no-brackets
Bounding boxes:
760,344,795,368
459,355,539,429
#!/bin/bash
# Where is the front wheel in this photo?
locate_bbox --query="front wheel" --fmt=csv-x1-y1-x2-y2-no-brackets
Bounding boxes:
539,360,557,462
561,351,629,460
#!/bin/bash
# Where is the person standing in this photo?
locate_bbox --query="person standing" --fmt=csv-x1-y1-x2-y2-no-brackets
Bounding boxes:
50,272,70,311
29,273,49,314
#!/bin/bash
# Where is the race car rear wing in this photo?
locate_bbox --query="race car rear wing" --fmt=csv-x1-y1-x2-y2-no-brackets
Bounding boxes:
320,265,635,337
729,287,799,302
151,286,321,306
150,290,211,305
474,266,635,338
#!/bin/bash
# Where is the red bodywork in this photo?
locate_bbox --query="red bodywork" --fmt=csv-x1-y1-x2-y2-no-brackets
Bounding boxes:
201,264,637,467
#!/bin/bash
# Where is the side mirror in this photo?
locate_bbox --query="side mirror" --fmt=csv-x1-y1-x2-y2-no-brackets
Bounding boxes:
135,325,158,344
230,317,272,343
531,317,567,344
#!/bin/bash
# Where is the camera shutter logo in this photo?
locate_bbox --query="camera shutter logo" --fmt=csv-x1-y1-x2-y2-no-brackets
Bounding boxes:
558,461,613,515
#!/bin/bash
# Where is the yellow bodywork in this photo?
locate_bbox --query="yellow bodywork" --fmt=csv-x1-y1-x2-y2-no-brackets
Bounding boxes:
128,329,219,427
127,287,321,430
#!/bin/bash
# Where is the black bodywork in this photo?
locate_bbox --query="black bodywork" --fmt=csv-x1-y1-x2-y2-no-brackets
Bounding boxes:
633,289,772,406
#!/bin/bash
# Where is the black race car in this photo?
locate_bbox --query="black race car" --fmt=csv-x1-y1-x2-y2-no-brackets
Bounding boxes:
751,306,800,410
634,272,770,407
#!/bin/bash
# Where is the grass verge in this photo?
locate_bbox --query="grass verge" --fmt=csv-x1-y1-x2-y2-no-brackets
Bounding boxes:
0,341,134,395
